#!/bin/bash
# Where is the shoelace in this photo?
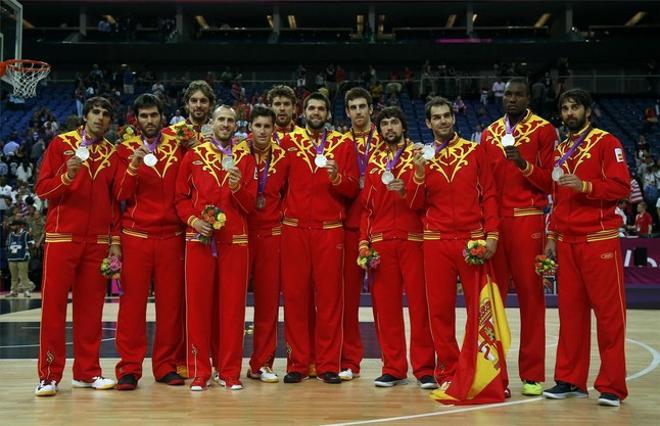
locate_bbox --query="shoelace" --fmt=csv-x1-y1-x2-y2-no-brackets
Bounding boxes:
261,367,274,374
39,380,54,388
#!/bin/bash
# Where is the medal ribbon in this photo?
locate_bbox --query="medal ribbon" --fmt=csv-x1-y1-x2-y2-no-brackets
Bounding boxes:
250,140,272,195
431,133,456,157
385,144,406,173
141,133,161,152
504,113,525,136
212,138,233,158
352,125,375,176
554,127,592,169
313,130,328,156
80,128,100,148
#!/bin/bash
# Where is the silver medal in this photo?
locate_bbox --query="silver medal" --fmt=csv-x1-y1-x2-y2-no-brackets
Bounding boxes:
256,194,266,210
75,146,90,161
222,155,235,170
143,153,158,167
501,133,515,147
422,144,436,161
359,175,365,189
412,142,425,150
381,170,394,185
201,124,213,141
314,154,327,168
552,167,564,182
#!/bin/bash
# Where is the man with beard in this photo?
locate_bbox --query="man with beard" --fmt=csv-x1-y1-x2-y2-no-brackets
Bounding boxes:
360,106,436,388
408,97,499,390
520,89,630,407
268,85,302,143
113,94,186,390
164,80,216,377
280,92,359,384
175,105,257,391
164,80,216,150
481,78,556,396
246,106,290,383
339,87,384,381
34,97,120,396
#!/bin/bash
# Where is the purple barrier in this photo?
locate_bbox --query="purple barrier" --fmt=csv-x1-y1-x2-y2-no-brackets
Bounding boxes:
621,238,660,285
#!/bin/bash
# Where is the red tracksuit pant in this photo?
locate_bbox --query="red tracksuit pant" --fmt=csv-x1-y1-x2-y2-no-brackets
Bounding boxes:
115,234,185,381
424,238,481,383
248,232,281,372
555,238,628,399
282,226,344,375
185,240,249,383
490,214,546,383
341,228,364,373
371,239,435,379
38,242,108,383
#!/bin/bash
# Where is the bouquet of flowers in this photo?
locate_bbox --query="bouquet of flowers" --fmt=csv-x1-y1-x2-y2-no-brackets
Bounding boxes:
198,205,226,244
101,254,123,295
463,239,488,265
116,124,136,142
176,124,196,145
534,255,557,277
357,246,381,270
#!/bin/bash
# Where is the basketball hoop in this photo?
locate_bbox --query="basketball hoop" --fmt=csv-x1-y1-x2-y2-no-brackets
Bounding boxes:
1,59,51,99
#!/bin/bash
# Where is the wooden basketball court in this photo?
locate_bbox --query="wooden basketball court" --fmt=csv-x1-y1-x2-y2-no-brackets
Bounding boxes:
0,300,658,425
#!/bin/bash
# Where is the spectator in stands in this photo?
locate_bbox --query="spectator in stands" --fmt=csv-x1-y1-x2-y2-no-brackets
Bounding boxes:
616,200,629,237
403,66,414,98
220,67,233,87
335,65,347,91
634,202,653,236
636,135,651,160
5,218,35,298
3,133,20,158
152,81,165,95
492,78,505,106
314,71,326,89
630,177,644,209
370,80,384,101
0,157,8,178
643,105,658,133
470,124,483,144
641,161,659,205
123,65,135,95
452,96,466,115
15,160,33,184
75,84,85,117
169,109,185,125
296,64,307,89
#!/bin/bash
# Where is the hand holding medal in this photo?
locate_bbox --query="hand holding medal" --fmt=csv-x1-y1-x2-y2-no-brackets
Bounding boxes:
552,127,592,184
325,158,339,181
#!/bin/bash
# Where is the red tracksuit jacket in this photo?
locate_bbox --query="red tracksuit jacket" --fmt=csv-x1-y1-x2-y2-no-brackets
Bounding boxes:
522,127,631,241
247,141,290,233
113,133,185,237
36,128,120,244
280,127,359,228
345,125,384,231
359,142,422,245
174,140,257,243
481,110,556,217
407,134,499,240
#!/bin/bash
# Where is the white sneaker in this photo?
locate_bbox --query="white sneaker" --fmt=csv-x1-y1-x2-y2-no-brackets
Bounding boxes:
218,378,243,390
339,369,359,381
23,291,31,298
35,380,58,396
212,371,221,384
248,366,279,383
72,376,116,390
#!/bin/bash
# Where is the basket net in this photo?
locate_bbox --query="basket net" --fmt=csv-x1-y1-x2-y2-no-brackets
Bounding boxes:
2,59,51,99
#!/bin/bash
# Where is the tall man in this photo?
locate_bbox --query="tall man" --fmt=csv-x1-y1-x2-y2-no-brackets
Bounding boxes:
360,106,436,388
246,106,290,383
280,92,359,384
34,97,120,396
113,94,186,390
175,105,257,391
408,97,499,389
481,78,556,396
519,89,630,407
268,85,302,141
164,80,216,149
340,87,384,380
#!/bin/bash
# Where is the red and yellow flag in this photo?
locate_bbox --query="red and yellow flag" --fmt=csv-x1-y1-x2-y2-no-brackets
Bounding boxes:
430,263,511,405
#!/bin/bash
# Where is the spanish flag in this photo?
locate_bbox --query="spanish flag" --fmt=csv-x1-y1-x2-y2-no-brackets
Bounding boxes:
430,263,511,405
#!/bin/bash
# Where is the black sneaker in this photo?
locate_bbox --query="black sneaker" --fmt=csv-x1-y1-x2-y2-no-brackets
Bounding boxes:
157,371,185,386
283,371,306,384
543,381,588,399
317,372,341,384
598,393,621,407
374,374,408,387
417,375,439,389
116,374,138,391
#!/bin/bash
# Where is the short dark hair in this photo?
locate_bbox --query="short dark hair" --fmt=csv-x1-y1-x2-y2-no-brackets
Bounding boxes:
375,106,407,135
83,96,114,118
133,93,163,116
183,80,216,105
558,88,593,110
425,97,454,120
250,105,276,124
344,87,373,107
505,78,530,95
303,91,331,111
267,85,296,104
